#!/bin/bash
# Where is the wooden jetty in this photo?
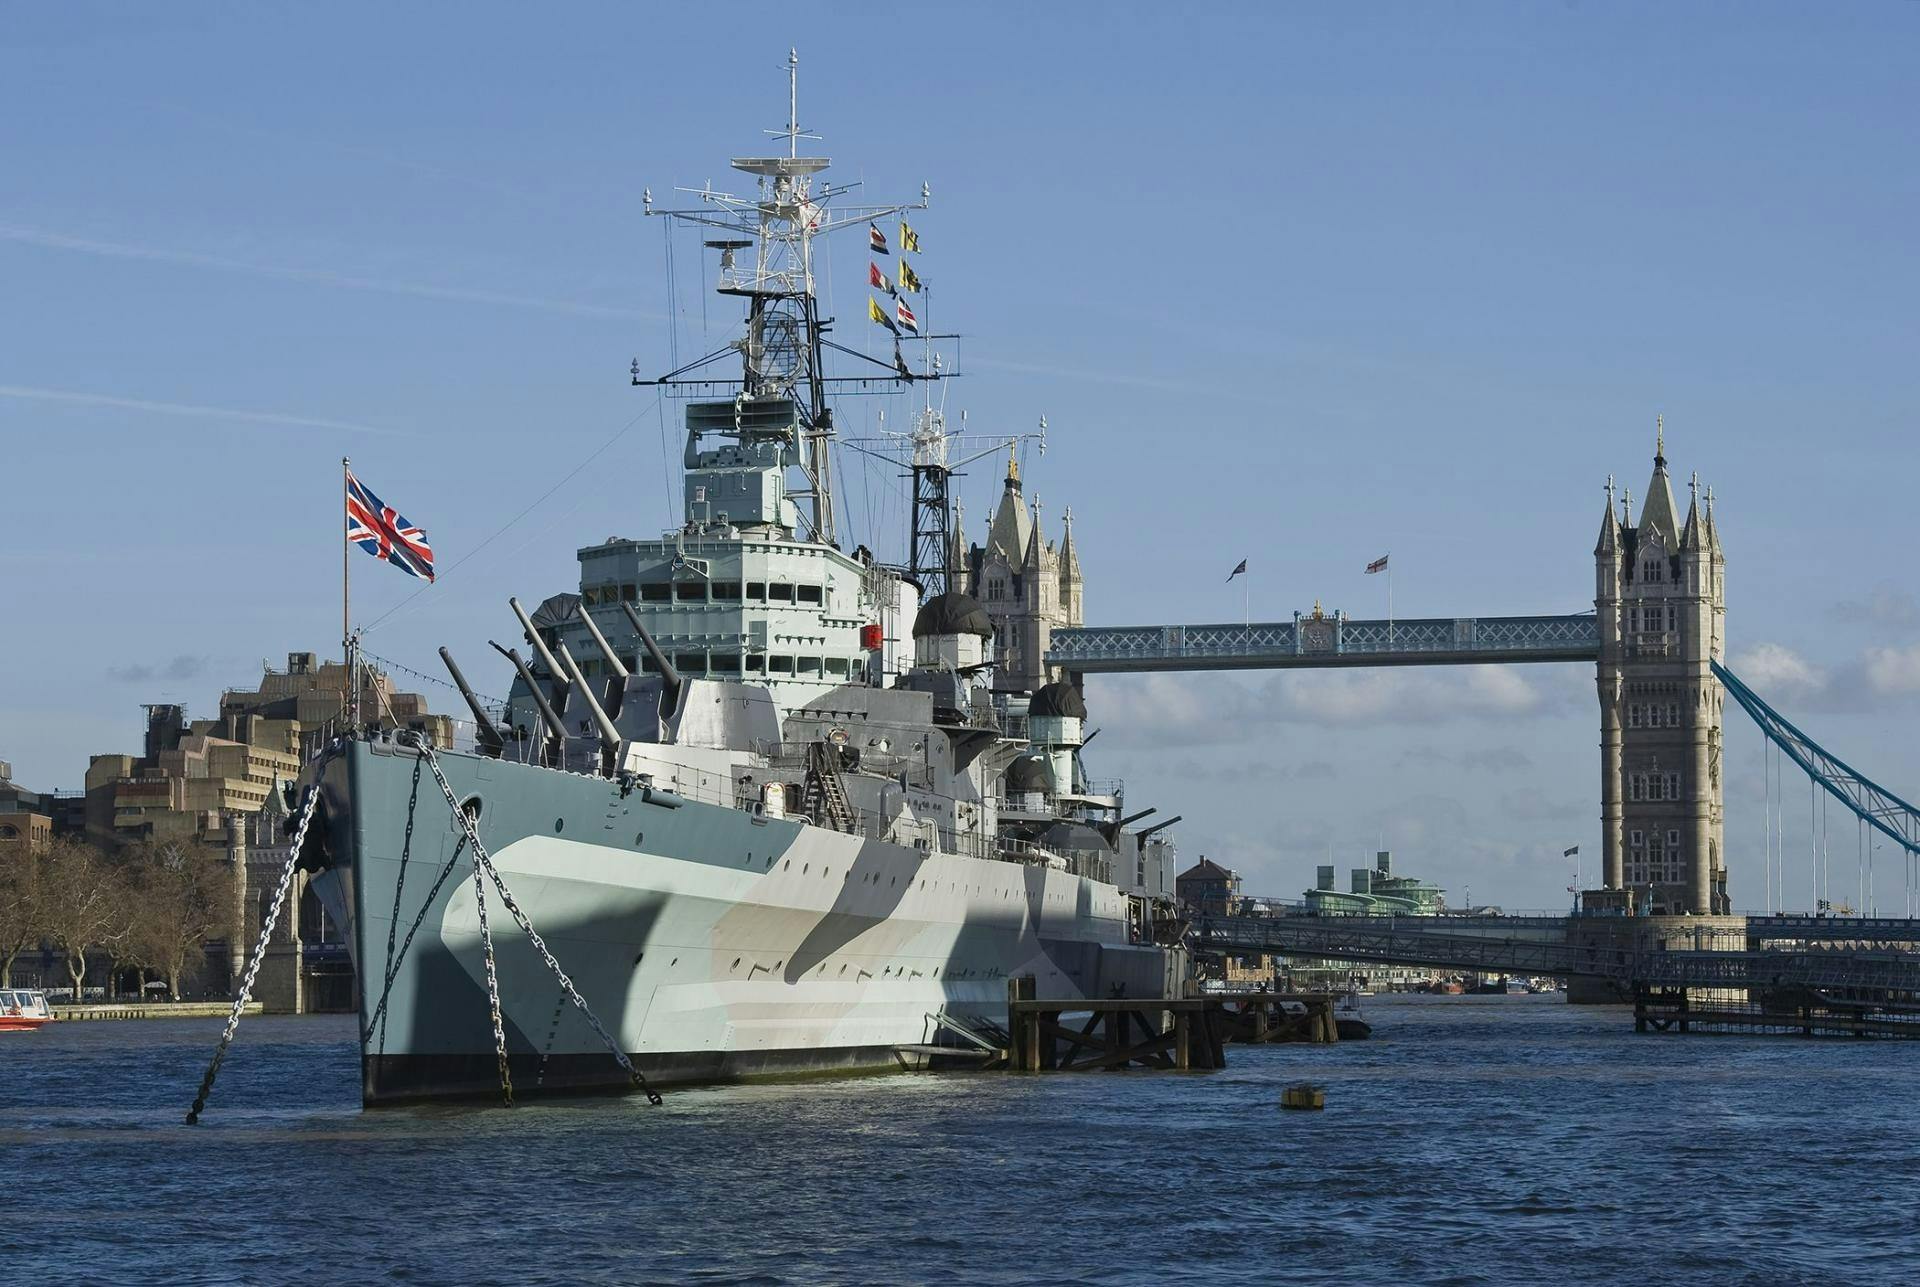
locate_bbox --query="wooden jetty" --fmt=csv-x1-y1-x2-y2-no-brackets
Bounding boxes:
1634,986,1920,1038
998,979,1338,1072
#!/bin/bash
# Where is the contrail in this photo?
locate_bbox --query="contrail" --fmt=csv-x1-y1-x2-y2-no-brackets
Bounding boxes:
0,222,658,321
0,383,404,436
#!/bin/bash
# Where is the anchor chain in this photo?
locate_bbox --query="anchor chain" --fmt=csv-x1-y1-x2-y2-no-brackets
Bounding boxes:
408,734,662,1106
186,740,339,1124
360,833,466,1048
471,859,514,1106
372,753,425,1055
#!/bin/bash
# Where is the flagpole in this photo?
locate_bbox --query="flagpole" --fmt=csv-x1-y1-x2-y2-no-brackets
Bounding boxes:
1387,552,1394,646
342,455,352,727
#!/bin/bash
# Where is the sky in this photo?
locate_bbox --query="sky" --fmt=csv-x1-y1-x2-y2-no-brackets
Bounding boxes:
2,3,1916,911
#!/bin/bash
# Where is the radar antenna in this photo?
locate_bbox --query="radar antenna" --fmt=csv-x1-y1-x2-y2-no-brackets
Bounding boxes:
637,49,936,549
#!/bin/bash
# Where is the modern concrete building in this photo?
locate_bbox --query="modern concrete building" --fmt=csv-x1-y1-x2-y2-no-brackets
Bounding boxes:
0,760,59,859
1594,425,1728,915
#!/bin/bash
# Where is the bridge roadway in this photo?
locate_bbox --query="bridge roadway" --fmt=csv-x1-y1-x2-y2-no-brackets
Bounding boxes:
1190,912,1920,995
1047,614,1600,672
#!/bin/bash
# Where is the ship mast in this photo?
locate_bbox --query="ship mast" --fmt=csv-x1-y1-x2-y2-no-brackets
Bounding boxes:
639,50,933,549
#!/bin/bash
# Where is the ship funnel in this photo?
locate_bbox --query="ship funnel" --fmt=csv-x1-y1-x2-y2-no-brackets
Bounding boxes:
489,640,567,761
619,601,684,719
437,647,504,755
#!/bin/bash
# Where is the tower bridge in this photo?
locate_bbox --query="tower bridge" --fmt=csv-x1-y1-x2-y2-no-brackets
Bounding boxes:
1045,612,1599,671
1044,427,1920,920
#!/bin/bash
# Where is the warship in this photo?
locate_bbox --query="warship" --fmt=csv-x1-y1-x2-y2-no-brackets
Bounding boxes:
305,58,1184,1104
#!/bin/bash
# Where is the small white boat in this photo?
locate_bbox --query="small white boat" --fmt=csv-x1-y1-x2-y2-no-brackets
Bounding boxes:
0,988,53,1031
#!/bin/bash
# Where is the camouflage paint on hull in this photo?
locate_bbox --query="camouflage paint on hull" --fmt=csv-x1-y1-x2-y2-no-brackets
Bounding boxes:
314,740,1155,1104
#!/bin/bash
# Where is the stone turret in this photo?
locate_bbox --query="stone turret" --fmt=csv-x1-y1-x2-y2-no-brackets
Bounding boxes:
1059,507,1084,625
963,452,1086,695
1593,422,1727,914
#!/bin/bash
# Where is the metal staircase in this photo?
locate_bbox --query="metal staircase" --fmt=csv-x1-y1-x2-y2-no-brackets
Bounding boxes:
803,739,858,833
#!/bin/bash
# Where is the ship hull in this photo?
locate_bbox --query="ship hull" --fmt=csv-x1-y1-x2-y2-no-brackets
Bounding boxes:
315,740,1167,1104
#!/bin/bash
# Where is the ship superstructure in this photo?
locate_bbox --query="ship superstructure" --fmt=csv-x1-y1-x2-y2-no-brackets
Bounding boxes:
306,58,1183,1103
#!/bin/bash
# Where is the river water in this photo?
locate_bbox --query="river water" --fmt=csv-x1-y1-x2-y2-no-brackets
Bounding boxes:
3,995,1915,1285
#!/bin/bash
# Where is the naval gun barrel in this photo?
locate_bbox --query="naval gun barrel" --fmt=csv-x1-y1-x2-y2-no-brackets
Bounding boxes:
1117,808,1157,829
553,640,622,762
1135,815,1182,844
437,647,504,754
489,641,568,757
619,601,684,717
508,596,567,687
575,603,630,680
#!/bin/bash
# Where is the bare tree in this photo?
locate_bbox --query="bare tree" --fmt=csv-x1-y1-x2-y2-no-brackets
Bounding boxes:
0,839,47,987
37,837,117,1002
128,841,231,1000
97,856,144,1001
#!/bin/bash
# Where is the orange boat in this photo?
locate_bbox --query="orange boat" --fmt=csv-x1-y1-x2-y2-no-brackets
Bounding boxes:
0,988,53,1031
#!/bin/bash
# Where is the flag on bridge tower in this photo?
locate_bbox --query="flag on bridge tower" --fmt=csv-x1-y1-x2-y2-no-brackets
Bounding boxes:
1563,845,1580,858
1226,558,1248,582
1366,555,1390,574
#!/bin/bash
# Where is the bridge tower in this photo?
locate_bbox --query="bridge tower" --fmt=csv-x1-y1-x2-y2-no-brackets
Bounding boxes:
1595,422,1727,914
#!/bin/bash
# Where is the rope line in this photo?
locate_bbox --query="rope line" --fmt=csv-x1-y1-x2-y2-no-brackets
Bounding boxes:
360,393,661,636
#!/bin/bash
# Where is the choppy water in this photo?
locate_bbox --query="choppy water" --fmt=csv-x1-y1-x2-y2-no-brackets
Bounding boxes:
3,995,1917,1285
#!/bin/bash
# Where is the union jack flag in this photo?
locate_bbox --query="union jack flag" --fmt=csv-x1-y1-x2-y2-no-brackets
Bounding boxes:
346,468,436,582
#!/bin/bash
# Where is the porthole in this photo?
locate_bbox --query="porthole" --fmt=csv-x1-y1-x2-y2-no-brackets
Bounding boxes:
635,831,645,846
802,863,809,874
555,817,565,833
732,957,742,970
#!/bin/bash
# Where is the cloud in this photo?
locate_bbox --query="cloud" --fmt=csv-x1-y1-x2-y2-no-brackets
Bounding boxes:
108,655,208,684
1864,644,1920,696
1091,664,1569,749
0,221,656,321
1835,586,1919,628
1277,665,1554,724
0,384,402,437
1729,640,1920,710
1399,744,1534,772
1732,642,1828,699
1498,788,1586,823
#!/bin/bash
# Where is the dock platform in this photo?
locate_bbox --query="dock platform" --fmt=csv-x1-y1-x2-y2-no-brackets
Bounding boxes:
999,980,1338,1072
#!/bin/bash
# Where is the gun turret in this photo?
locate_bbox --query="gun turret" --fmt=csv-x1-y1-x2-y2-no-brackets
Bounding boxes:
1135,815,1182,847
437,647,504,755
508,596,567,691
490,641,567,762
553,642,621,770
619,601,684,720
